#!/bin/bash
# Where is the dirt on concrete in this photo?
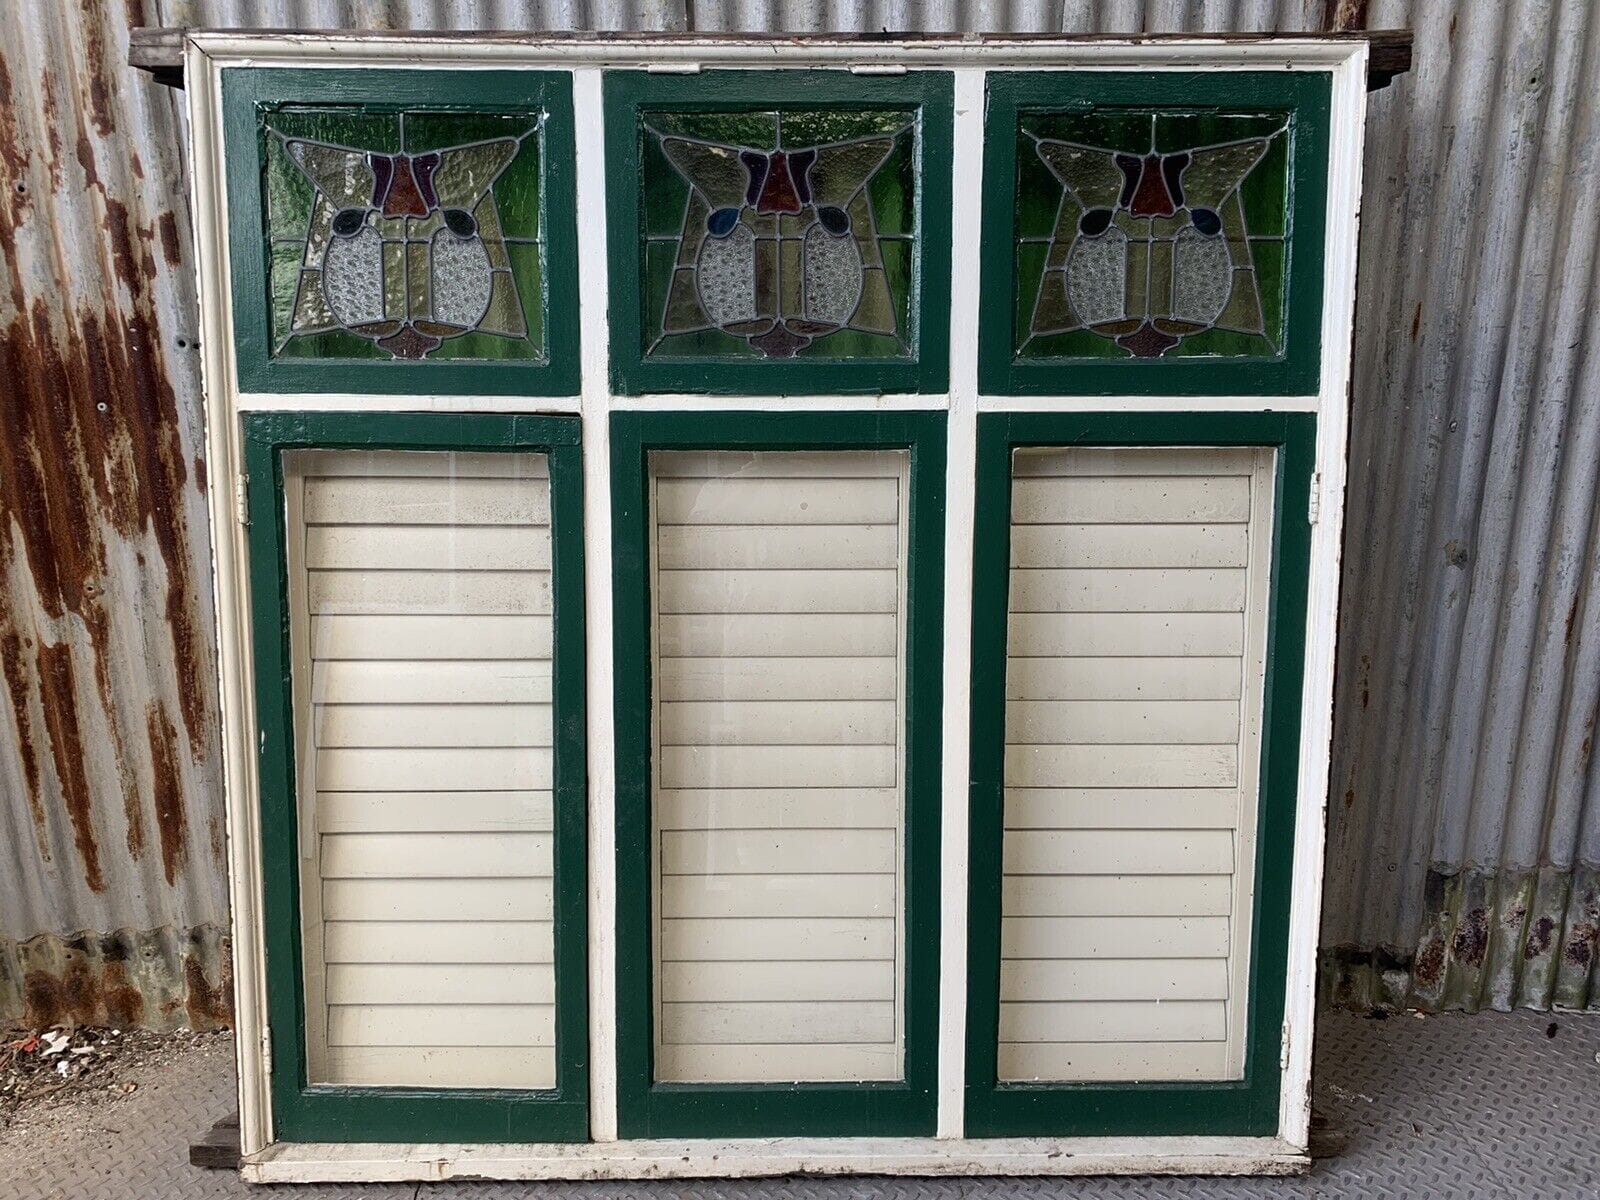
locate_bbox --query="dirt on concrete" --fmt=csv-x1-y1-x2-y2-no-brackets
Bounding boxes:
0,1024,231,1159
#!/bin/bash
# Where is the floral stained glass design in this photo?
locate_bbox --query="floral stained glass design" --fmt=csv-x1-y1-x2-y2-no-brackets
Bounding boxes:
639,110,918,360
1014,109,1292,361
264,108,546,361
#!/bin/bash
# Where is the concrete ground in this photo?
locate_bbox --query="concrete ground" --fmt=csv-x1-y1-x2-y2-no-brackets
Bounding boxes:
0,1007,1596,1198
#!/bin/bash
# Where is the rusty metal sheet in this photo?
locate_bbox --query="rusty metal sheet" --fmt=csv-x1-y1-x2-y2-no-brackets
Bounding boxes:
3,0,1596,1030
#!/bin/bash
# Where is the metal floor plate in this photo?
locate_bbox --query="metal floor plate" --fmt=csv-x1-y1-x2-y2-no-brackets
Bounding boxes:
2,1008,1596,1198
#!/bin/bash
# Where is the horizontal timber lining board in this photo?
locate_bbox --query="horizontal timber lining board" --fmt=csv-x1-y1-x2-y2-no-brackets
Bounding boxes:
649,449,910,1085
999,446,1274,1084
286,449,558,1091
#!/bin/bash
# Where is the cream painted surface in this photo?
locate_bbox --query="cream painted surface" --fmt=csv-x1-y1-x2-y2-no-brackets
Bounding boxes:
999,446,1274,1083
649,450,910,1084
285,449,557,1089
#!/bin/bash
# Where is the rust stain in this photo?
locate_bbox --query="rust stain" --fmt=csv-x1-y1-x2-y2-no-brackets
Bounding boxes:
183,950,232,1028
144,701,189,886
156,210,181,268
1324,0,1372,33
1413,933,1445,988
1525,915,1557,959
0,620,47,845
1564,922,1596,968
0,2,218,897
100,957,146,1028
34,641,104,892
1450,907,1490,965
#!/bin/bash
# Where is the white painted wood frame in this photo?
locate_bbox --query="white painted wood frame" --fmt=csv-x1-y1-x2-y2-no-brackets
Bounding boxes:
183,31,1369,1180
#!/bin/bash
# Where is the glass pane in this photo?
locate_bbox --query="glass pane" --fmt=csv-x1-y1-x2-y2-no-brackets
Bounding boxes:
284,449,556,1090
1013,109,1291,362
998,446,1275,1083
263,107,546,362
648,449,910,1083
638,110,918,361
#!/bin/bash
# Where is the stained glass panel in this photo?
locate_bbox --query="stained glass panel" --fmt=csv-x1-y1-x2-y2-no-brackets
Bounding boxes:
263,107,546,362
1013,109,1292,362
637,108,918,361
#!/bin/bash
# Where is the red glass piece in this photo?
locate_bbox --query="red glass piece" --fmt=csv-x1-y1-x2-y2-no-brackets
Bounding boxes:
1115,321,1181,358
756,151,804,214
383,155,430,218
377,325,443,358
370,154,394,206
1129,154,1177,217
749,324,811,357
413,153,441,210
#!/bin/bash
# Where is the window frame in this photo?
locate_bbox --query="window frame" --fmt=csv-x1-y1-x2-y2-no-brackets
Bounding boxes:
963,410,1315,1138
978,71,1332,397
244,410,589,1143
223,68,581,396
609,410,947,1138
602,70,954,396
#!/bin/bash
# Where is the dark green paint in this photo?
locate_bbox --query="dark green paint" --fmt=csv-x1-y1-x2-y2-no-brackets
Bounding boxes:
964,411,1315,1137
245,411,588,1143
609,411,946,1137
980,72,1331,394
604,72,953,395
225,69,579,395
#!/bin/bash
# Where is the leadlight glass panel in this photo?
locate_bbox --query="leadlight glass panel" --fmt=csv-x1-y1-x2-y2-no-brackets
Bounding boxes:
263,108,546,361
638,109,918,360
1014,110,1292,362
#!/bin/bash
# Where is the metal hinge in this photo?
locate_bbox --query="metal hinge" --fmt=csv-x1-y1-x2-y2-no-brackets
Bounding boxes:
261,1027,273,1076
235,474,250,527
1307,470,1322,526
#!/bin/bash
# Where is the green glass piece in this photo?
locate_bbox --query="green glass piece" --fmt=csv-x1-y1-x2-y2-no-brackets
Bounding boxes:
474,194,512,270
847,193,885,270
675,196,711,266
266,136,315,238
404,241,429,322
1034,140,1124,209
866,135,914,236
1043,193,1082,270
269,242,304,346
275,327,389,359
478,269,528,338
810,139,894,207
505,241,544,354
264,107,399,153
1183,140,1268,209
1023,328,1130,359
402,111,538,153
664,269,708,333
780,110,911,146
641,133,691,238
1213,267,1266,336
644,110,779,149
432,140,520,209
1030,267,1075,336
658,135,750,208
851,266,896,335
1240,126,1289,237
1123,238,1149,322
287,140,374,211
643,241,683,351
1250,239,1286,346
291,268,335,333
1147,237,1173,319
491,131,541,241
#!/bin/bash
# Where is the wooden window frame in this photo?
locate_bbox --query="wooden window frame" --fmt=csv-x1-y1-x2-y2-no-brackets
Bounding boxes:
244,411,590,1142
962,410,1315,1137
978,71,1331,397
608,410,947,1138
602,70,955,397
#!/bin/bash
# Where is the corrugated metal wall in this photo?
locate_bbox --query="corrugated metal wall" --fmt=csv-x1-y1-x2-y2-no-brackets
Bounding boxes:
1,0,1593,1027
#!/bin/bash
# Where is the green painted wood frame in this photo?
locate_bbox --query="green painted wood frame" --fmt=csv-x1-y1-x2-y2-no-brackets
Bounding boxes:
224,69,580,395
610,411,946,1137
244,411,588,1142
603,71,954,396
964,411,1314,1137
978,72,1331,396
